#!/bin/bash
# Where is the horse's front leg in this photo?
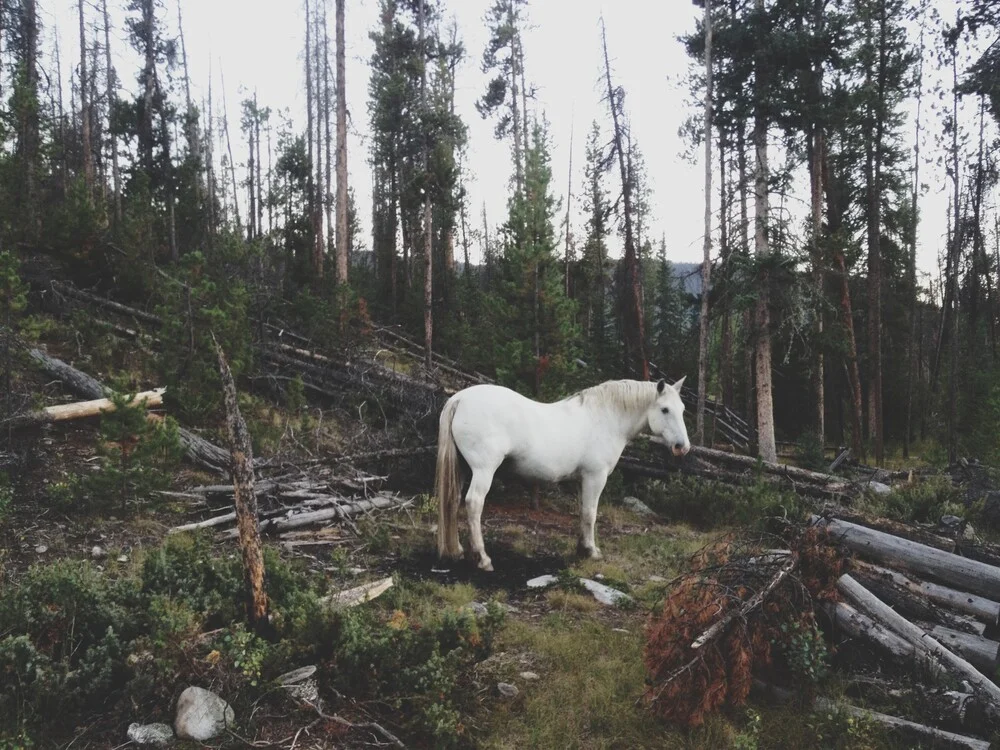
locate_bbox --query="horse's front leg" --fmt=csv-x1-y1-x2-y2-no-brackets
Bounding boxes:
577,470,608,560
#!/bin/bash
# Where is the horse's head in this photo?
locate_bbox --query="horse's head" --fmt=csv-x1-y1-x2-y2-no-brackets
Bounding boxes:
647,377,691,457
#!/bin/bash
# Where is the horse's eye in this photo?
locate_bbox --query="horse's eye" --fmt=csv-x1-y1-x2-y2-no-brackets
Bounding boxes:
661,407,669,414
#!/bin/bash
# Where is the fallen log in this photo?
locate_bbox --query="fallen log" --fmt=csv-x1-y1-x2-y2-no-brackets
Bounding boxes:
852,561,1000,629
51,281,161,326
829,448,851,473
753,680,991,750
220,494,407,537
813,515,1000,601
30,348,232,474
837,574,1000,716
321,577,394,608
919,624,1000,675
821,600,916,662
837,514,957,553
5,388,164,429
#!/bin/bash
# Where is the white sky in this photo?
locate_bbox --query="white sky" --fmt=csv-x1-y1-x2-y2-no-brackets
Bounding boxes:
40,0,998,285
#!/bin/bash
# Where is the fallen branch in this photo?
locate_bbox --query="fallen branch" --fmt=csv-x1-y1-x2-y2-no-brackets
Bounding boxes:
321,577,394,607
690,555,797,649
5,388,164,429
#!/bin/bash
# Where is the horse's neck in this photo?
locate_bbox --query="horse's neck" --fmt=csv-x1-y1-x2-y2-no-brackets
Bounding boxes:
588,381,654,441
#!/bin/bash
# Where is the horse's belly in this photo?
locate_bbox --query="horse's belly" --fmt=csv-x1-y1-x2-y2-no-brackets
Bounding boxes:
509,447,579,483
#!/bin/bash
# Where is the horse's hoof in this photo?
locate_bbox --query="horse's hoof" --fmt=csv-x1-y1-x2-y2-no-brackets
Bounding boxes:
577,541,602,560
478,557,494,572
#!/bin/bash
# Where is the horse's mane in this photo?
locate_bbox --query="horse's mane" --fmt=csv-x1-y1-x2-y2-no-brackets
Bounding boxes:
563,379,656,413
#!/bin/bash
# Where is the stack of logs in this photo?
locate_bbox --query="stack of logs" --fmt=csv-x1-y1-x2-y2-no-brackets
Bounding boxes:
777,515,1000,748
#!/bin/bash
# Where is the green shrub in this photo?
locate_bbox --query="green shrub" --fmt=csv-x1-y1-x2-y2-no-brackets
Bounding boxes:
858,474,962,524
637,476,806,530
76,390,184,512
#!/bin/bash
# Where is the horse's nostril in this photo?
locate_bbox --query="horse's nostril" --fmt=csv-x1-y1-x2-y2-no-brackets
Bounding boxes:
674,443,683,451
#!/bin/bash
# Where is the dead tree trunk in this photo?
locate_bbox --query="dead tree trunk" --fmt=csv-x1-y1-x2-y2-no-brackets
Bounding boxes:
696,0,713,445
78,0,94,196
335,0,349,285
213,335,269,632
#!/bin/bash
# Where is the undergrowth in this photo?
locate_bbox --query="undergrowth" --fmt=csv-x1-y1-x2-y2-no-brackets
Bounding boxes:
0,532,503,747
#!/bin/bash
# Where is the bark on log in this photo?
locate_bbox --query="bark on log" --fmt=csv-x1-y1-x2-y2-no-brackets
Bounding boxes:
813,516,1000,601
214,336,269,630
753,680,991,750
51,281,162,326
852,561,1000,629
919,624,1000,674
30,348,233,474
258,495,404,534
821,600,916,661
837,514,957,552
837,573,1000,715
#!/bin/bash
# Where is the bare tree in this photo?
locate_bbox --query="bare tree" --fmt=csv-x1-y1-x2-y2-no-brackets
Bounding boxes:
335,0,349,284
78,0,94,195
419,0,433,367
600,18,648,380
696,0,713,445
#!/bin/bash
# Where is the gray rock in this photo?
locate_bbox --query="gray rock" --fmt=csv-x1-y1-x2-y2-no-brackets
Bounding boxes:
174,686,235,741
866,480,892,495
34,544,47,554
940,515,963,530
497,682,519,699
622,496,655,516
277,666,317,685
519,671,540,681
91,545,106,559
127,722,174,746
464,601,488,616
526,574,557,588
580,578,632,606
963,522,978,541
647,575,667,583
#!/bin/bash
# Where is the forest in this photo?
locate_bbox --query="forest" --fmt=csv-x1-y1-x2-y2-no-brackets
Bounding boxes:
0,0,1000,747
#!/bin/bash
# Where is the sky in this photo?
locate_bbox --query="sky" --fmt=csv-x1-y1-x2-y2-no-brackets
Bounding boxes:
40,0,996,287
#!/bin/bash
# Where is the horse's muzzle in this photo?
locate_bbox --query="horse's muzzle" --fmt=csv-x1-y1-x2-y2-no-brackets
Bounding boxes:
672,443,691,457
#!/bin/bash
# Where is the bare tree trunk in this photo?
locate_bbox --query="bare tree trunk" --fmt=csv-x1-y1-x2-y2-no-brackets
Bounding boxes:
255,92,263,239
419,0,432,368
719,137,734,409
213,337,269,632
601,19,648,380
102,0,122,223
696,0,713,445
247,110,256,241
220,68,242,231
322,1,334,279
905,16,925,458
752,0,775,462
810,0,826,448
947,42,961,463
78,0,94,195
509,3,523,197
335,0,349,285
313,0,325,280
206,65,216,236
564,119,574,296
163,107,179,262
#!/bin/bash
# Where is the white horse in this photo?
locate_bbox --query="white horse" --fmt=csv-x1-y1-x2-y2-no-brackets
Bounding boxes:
435,378,691,571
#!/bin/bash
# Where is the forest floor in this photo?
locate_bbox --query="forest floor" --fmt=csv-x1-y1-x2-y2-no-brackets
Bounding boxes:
0,314,936,749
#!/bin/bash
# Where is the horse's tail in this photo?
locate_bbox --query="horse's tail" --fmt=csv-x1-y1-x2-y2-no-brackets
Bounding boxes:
435,395,463,560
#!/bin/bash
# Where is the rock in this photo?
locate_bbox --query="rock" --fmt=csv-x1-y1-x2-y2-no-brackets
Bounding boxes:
963,522,978,541
91,545,106,559
34,544,47,554
117,554,129,563
940,515,963,530
174,686,235,741
622,496,655,516
647,575,667,583
519,671,540,681
464,602,488,616
497,682,519,699
277,666,317,685
127,722,174,746
580,578,632,606
526,574,557,588
866,480,891,495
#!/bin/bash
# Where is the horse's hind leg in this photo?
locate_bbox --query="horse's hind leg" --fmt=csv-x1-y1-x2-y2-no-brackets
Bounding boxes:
577,469,608,560
465,466,499,572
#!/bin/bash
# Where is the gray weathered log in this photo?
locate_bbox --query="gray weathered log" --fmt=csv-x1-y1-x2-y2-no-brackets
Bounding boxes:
853,561,1000,629
29,348,233,474
837,573,1000,716
919,624,1000,674
813,515,1000,601
821,600,916,661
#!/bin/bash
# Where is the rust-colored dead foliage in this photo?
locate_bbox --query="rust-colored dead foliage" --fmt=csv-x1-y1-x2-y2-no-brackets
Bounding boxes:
643,530,846,727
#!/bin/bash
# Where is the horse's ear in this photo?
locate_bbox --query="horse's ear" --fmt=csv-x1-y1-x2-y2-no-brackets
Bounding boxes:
657,379,666,394
673,376,686,392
